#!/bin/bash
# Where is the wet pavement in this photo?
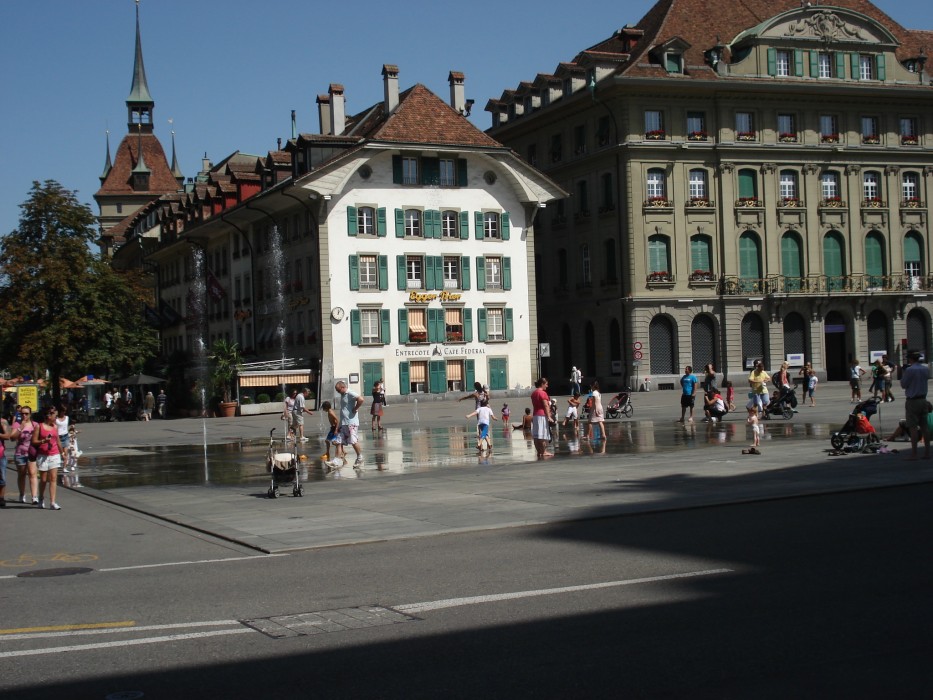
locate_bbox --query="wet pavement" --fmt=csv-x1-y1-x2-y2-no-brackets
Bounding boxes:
38,383,933,552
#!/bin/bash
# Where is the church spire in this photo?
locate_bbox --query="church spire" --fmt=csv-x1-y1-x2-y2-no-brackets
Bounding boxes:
126,0,154,133
169,120,184,185
100,129,113,182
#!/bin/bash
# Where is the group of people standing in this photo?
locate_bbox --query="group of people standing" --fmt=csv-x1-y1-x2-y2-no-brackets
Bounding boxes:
103,387,166,421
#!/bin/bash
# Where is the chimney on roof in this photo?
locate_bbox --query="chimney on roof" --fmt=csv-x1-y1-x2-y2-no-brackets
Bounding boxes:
202,152,212,172
449,71,466,114
329,84,346,136
383,64,399,113
317,94,331,135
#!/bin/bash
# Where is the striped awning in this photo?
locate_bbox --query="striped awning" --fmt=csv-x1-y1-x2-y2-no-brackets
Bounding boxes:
239,373,311,388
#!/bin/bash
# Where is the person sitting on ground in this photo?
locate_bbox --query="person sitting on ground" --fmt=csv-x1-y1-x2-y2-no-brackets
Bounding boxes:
512,407,533,432
884,419,910,442
703,389,727,422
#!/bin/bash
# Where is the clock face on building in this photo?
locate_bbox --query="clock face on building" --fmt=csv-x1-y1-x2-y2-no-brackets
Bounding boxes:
331,307,345,321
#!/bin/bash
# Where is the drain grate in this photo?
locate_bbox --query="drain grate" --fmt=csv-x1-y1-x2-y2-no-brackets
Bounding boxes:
17,567,94,578
242,606,416,638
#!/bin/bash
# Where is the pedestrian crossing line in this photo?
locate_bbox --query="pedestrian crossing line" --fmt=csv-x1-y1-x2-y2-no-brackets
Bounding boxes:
0,628,253,659
395,568,735,614
0,620,240,642
0,621,135,636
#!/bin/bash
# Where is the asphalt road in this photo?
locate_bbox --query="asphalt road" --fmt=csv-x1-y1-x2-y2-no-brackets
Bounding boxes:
2,485,932,698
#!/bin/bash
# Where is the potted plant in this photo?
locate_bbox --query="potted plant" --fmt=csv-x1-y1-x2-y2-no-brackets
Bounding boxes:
208,339,243,417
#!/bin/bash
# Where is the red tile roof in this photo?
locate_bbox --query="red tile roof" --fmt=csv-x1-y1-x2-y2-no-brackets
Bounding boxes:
95,132,180,197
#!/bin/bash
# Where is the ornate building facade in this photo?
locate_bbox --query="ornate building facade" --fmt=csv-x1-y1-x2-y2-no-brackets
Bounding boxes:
486,0,933,387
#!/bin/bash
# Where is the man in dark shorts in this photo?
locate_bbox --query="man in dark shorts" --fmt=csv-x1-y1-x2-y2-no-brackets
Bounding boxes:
679,365,697,423
899,350,930,460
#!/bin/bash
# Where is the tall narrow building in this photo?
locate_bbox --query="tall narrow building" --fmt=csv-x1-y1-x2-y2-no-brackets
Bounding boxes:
94,1,180,257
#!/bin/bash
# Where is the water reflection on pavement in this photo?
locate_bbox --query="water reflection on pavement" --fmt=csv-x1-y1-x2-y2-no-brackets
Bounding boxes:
77,419,834,490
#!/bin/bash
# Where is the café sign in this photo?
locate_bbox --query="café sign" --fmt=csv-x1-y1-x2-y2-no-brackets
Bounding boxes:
408,291,462,304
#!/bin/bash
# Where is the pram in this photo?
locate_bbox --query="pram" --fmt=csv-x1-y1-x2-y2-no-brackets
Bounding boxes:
762,383,798,420
266,428,303,498
830,397,882,453
605,392,634,419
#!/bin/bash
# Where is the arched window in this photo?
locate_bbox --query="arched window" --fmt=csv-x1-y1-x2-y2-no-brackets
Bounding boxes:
649,315,676,374
904,231,923,280
823,231,846,291
781,231,804,291
690,234,713,278
864,231,886,286
688,169,708,200
691,315,716,371
783,312,807,358
741,313,767,368
646,168,666,199
863,171,881,202
738,168,758,201
903,172,920,203
779,170,798,201
648,234,671,275
821,171,841,201
739,231,761,291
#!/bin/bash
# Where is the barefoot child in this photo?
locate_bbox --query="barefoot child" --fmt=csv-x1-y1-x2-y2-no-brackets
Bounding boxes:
501,403,510,429
743,400,761,455
320,401,340,465
466,399,498,451
513,407,533,432
563,392,581,433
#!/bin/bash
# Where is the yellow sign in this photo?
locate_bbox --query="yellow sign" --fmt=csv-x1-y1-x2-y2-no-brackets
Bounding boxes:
408,291,463,304
16,385,38,412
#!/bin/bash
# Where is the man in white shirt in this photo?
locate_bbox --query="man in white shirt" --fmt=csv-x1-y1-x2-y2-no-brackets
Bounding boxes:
292,388,314,442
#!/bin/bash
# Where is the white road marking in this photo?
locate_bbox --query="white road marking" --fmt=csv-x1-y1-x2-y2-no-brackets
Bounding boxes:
395,568,734,614
0,628,252,658
0,620,240,642
98,554,286,572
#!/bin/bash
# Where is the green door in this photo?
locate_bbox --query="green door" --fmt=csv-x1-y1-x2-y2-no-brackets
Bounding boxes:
864,232,884,287
739,232,761,293
428,360,447,394
362,362,383,398
824,232,845,291
488,358,508,391
781,232,802,291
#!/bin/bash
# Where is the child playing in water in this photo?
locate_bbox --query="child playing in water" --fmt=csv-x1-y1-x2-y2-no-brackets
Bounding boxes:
501,403,510,427
320,401,340,465
563,392,581,434
513,407,533,432
742,400,761,455
466,399,498,451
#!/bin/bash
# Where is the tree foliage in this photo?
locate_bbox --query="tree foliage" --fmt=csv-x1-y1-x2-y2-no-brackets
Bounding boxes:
0,180,159,401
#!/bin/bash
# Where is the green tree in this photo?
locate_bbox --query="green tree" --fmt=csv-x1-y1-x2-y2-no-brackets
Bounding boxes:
208,339,243,403
0,180,159,402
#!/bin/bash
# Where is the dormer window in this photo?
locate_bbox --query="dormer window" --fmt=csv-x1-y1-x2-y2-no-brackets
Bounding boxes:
776,50,791,77
817,52,834,78
665,53,683,73
859,54,874,80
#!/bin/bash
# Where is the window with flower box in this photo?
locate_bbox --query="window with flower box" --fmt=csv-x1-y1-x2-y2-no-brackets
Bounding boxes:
735,111,755,140
644,110,665,139
443,256,461,289
777,113,797,142
686,111,707,141
820,114,839,143
862,171,882,205
861,115,880,144
903,172,920,205
646,169,667,202
900,117,919,145
647,234,671,280
443,307,472,343
406,256,423,289
688,169,709,203
689,235,713,281
779,170,799,203
821,172,842,204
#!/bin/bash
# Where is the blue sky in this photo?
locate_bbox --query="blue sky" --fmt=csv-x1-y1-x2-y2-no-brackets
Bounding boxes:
1,0,931,238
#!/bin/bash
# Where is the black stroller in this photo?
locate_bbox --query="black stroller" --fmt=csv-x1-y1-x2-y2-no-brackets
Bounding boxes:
830,397,882,453
266,428,303,498
605,392,634,419
762,383,799,420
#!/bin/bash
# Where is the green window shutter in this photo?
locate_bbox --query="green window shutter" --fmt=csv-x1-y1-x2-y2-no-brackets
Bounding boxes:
738,169,757,198
465,358,475,388
430,210,442,238
478,308,488,341
501,212,510,240
347,206,358,236
505,308,514,341
739,234,760,279
396,255,407,291
767,48,777,76
392,155,403,184
474,211,484,239
350,310,361,346
381,309,391,344
502,257,512,290
876,54,886,81
648,237,668,273
349,255,360,290
794,50,804,77
398,308,409,343
457,159,468,187
422,157,439,186
690,237,711,271
865,234,884,276
395,208,405,237
781,234,802,277
428,308,443,343
425,255,437,291
429,360,446,394
461,256,471,290
904,234,922,264
459,211,470,239
850,53,859,80
823,233,844,276
378,255,388,291
476,256,486,290
377,207,387,237
835,53,846,79
398,362,410,395
463,308,473,341
809,51,819,77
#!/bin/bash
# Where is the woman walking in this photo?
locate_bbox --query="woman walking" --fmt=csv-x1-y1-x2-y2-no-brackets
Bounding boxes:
586,381,605,441
530,377,553,460
32,407,63,510
11,406,39,504
370,379,386,432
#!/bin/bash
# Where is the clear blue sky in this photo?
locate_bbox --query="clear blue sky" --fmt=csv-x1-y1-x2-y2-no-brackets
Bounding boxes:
1,0,931,239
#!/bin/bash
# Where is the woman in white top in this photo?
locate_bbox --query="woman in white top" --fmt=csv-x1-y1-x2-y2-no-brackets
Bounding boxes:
55,404,70,454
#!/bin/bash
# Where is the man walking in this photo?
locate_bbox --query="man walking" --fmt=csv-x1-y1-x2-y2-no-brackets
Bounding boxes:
331,381,364,468
157,389,167,419
569,366,582,395
899,350,930,461
679,365,698,423
292,388,314,442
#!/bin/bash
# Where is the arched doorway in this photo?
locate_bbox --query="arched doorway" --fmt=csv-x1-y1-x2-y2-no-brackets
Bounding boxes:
649,315,675,375
783,312,808,360
741,313,767,369
906,309,929,359
691,315,716,371
866,310,889,357
824,310,848,380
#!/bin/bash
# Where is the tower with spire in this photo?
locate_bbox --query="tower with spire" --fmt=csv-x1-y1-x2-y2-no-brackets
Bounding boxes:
94,0,182,257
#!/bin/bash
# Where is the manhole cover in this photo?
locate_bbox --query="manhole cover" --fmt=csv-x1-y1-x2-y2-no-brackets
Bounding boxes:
242,606,416,638
17,567,94,578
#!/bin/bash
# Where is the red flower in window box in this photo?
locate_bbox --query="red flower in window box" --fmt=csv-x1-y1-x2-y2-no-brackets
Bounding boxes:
645,129,666,140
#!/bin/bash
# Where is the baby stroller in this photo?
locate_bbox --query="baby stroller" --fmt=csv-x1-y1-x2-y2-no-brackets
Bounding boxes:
830,397,882,453
605,391,634,419
762,384,798,420
266,428,303,498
